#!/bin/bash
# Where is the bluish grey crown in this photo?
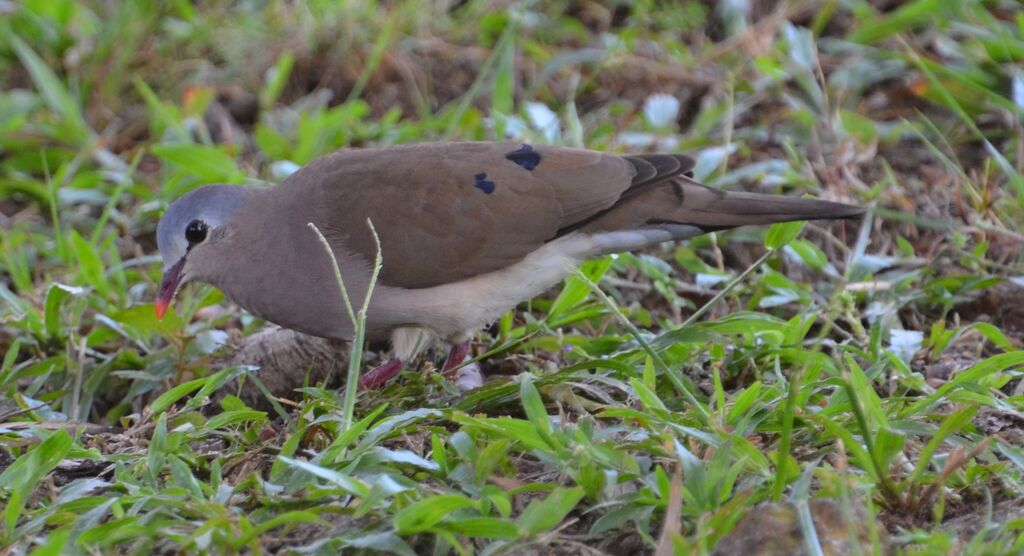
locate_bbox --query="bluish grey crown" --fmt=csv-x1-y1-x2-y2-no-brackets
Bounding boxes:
156,185,252,269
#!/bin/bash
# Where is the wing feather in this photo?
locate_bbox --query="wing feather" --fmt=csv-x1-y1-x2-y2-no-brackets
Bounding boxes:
292,142,636,288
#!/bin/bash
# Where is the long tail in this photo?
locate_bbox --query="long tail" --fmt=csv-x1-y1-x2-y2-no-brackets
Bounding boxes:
579,177,863,255
664,180,865,230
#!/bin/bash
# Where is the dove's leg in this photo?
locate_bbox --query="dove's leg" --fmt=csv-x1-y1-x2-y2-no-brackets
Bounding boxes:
359,329,482,391
440,340,471,376
358,327,433,390
358,358,403,390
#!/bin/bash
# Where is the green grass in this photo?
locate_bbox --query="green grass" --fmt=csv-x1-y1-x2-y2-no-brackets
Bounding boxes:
2,0,1024,553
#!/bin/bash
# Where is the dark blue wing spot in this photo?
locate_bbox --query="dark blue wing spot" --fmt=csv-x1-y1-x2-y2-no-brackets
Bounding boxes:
474,172,495,194
506,144,541,171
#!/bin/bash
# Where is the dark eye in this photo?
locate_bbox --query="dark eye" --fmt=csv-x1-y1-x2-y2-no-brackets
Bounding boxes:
185,219,208,246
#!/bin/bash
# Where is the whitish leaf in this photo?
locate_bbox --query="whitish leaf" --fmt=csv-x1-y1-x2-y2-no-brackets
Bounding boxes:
369,447,440,471
276,456,369,496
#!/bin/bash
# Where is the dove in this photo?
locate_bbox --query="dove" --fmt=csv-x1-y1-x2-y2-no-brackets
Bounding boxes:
156,142,862,388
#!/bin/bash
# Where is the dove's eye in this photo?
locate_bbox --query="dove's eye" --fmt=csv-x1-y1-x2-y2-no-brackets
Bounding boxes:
185,219,208,247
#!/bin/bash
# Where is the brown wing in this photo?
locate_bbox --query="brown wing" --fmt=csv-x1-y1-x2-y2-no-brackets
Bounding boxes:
284,142,689,289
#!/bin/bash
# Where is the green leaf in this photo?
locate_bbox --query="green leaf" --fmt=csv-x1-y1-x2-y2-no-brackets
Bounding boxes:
431,433,448,475
133,76,187,141
517,486,584,535
475,438,511,484
520,377,551,436
548,257,612,319
452,415,549,452
261,51,295,108
444,517,518,539
43,283,82,340
0,429,73,495
903,351,1024,417
849,0,953,44
323,403,389,463
339,531,417,556
484,486,513,517
185,366,256,410
276,456,369,496
812,414,879,482
150,377,206,414
146,412,167,482
152,144,244,183
630,377,667,412
206,409,267,430
394,494,477,534
726,381,763,425
765,220,807,250
787,239,829,271
3,488,20,535
237,511,322,547
874,426,906,471
168,455,203,497
254,124,291,160
8,35,90,144
27,526,70,556
69,230,109,297
839,110,878,146
910,406,978,484
846,359,888,428
269,425,306,482
649,326,717,351
76,518,148,549
966,323,1015,352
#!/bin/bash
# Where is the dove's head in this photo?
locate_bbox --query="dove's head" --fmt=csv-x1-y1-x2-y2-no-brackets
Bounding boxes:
155,185,252,318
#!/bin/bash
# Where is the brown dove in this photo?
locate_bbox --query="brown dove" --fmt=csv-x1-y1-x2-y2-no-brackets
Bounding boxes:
156,142,862,388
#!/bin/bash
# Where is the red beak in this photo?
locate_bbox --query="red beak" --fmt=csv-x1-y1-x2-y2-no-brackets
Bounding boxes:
156,257,186,319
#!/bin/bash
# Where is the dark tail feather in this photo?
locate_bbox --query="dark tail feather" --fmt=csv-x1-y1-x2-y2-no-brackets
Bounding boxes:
565,175,863,240
660,181,865,231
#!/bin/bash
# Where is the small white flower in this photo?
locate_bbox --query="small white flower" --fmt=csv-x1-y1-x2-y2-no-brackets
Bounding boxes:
696,273,730,289
1012,69,1024,111
525,101,560,143
270,160,301,180
889,329,923,363
643,93,680,128
492,114,529,138
617,131,657,149
693,144,737,181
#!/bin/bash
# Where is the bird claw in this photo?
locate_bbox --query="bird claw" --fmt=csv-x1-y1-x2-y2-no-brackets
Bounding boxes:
357,341,482,392
453,362,483,391
441,340,482,392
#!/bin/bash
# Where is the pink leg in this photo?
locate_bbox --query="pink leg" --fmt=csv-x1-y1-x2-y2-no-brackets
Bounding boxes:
358,358,403,390
441,340,472,378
